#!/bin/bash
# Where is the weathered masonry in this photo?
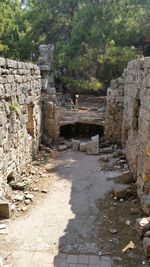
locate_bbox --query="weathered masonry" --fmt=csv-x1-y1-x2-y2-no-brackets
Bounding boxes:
0,46,104,205
0,58,42,197
38,44,59,142
0,45,60,199
105,57,150,214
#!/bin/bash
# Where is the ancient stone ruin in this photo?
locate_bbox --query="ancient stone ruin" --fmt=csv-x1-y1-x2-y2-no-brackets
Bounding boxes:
0,45,60,216
0,44,150,221
0,58,42,200
105,57,150,214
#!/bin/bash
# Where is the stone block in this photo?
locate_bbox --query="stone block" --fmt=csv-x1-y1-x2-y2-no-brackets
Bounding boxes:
80,142,87,152
0,199,10,219
112,184,129,198
0,77,7,84
7,75,14,83
87,140,99,155
58,145,67,151
72,140,80,151
0,57,6,67
86,135,99,155
91,134,99,142
6,59,17,69
77,255,88,264
67,255,77,264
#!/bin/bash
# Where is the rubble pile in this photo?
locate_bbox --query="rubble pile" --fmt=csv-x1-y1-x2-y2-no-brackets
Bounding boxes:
72,135,99,155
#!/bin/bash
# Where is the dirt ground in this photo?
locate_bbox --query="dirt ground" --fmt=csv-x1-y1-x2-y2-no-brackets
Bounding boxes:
0,148,149,266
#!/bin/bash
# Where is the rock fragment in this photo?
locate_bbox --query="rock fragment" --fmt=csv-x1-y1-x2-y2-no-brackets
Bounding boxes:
58,145,67,151
112,184,129,198
136,217,150,238
109,228,117,234
25,193,34,200
87,135,99,155
24,199,30,205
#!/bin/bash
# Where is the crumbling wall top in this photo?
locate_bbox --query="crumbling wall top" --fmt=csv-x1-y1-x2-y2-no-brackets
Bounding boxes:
38,44,54,71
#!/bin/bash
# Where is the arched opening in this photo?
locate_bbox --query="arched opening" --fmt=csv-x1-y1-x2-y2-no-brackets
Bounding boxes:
60,123,104,139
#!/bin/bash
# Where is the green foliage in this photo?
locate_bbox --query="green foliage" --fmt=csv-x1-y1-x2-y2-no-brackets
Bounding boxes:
0,0,150,89
10,103,22,114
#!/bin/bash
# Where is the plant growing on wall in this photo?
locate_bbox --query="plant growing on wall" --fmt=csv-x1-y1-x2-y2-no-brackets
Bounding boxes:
10,103,22,115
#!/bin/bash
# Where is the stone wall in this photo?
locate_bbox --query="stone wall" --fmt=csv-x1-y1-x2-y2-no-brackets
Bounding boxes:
38,45,60,141
122,58,150,207
105,78,124,144
105,57,150,213
0,57,42,196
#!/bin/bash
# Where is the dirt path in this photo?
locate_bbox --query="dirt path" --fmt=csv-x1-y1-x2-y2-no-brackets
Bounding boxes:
0,150,148,266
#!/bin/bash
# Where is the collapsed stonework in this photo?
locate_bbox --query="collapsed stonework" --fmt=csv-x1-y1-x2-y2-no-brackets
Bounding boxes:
105,57,150,213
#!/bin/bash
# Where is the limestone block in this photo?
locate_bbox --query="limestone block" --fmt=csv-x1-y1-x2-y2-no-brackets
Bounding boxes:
38,44,54,70
0,68,9,75
14,75,22,83
7,75,14,83
80,142,87,152
0,77,7,84
87,140,99,155
0,57,6,67
58,145,67,151
6,59,17,69
72,139,80,151
18,94,26,104
91,134,99,142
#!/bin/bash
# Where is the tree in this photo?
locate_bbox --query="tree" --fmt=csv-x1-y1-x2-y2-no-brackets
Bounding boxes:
0,0,149,90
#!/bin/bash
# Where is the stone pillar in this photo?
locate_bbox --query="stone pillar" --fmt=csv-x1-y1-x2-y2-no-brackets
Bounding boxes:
104,78,124,144
38,44,60,141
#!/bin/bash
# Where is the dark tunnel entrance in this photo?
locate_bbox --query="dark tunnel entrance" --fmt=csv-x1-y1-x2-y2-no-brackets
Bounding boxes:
60,123,104,139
